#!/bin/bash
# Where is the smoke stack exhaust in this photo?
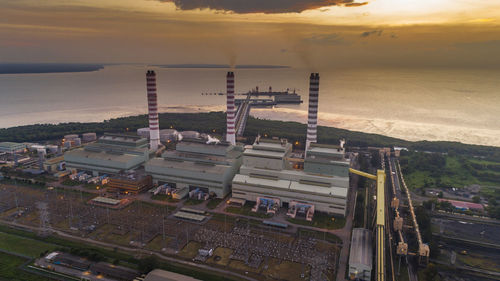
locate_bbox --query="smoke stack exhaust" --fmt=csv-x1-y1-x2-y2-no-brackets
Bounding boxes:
146,70,160,150
226,72,236,145
306,73,320,153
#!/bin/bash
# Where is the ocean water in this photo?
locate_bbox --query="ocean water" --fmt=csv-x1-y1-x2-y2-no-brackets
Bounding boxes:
0,65,499,146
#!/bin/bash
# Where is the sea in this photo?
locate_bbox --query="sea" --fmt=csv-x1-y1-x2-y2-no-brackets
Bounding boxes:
0,65,499,147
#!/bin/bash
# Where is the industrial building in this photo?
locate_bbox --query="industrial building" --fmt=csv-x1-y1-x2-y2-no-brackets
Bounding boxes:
231,138,350,216
107,171,152,194
0,142,26,154
64,133,150,176
42,156,65,173
138,128,180,143
349,228,373,281
145,138,243,198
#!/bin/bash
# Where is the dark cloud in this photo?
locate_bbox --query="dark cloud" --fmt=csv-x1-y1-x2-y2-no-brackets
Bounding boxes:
344,2,368,7
361,30,383,37
302,33,345,45
161,0,369,14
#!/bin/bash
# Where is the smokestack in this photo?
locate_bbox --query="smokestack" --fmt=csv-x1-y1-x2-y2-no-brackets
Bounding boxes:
226,72,236,145
305,73,320,153
146,70,160,150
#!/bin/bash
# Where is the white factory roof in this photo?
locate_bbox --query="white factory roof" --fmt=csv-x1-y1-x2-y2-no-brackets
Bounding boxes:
174,211,206,222
92,196,121,205
147,157,229,175
233,174,347,198
307,145,343,155
234,174,291,189
244,148,286,159
289,181,348,197
66,149,141,163
349,228,373,268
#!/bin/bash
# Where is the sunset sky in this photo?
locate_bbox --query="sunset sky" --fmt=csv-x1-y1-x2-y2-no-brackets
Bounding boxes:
1,0,500,68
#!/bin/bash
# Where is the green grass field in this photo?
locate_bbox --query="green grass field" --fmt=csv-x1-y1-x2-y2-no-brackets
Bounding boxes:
401,153,500,190
287,212,346,230
225,202,273,219
206,198,223,210
0,252,53,281
0,232,58,258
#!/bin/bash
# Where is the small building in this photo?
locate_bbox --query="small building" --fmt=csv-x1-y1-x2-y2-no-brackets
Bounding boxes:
91,196,121,206
0,142,26,154
143,269,201,281
107,171,152,194
90,262,139,281
439,199,484,211
349,228,372,281
49,252,92,271
145,138,243,198
64,133,150,176
43,156,65,173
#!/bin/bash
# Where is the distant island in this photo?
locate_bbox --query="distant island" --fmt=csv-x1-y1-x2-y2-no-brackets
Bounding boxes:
155,64,290,69
0,63,104,74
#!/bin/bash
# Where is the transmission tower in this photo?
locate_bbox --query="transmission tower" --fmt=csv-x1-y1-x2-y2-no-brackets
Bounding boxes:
37,201,50,236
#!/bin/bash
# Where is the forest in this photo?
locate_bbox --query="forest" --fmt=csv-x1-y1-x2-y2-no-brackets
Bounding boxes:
1,112,500,159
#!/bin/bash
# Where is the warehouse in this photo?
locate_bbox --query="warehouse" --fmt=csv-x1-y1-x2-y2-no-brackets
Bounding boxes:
145,138,243,198
0,142,26,154
64,133,150,176
231,139,350,216
349,228,373,281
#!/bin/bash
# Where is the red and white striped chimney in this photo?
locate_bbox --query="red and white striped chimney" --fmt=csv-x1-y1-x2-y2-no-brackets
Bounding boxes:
146,70,160,150
226,72,236,145
306,73,320,153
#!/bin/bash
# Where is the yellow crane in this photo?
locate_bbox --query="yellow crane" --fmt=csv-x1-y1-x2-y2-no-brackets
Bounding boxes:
349,168,386,281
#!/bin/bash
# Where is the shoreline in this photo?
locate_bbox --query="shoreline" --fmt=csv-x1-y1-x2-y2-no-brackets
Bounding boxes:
1,107,498,148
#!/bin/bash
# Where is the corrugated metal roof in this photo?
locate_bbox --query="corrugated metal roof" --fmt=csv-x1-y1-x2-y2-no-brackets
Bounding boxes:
349,228,372,267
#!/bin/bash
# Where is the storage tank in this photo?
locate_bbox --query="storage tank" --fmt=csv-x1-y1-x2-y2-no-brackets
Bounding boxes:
160,129,179,142
180,131,200,139
82,132,97,142
64,141,71,149
29,144,45,152
137,128,150,138
46,145,58,154
37,148,47,156
74,138,82,146
64,134,79,141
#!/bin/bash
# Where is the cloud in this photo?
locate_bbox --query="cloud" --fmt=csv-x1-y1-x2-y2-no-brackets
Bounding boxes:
344,2,368,7
361,30,383,37
302,33,345,45
161,0,369,14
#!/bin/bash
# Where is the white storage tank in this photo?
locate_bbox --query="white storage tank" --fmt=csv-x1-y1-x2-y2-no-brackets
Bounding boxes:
137,128,150,138
160,129,179,142
82,132,97,142
64,141,71,149
29,144,45,152
37,148,47,156
180,131,200,139
64,134,79,141
74,138,82,146
46,145,58,154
